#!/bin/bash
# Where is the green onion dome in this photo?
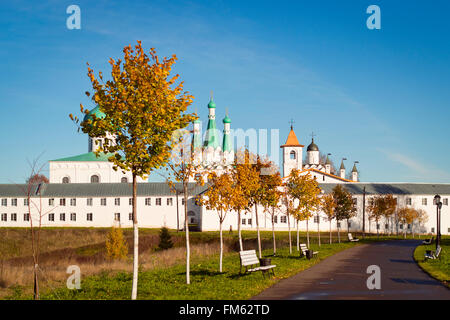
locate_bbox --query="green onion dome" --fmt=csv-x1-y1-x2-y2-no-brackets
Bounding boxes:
83,105,106,122
208,99,216,109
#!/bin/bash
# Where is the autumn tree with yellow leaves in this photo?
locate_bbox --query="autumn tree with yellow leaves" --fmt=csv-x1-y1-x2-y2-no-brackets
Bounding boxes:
332,185,356,243
166,128,205,285
397,207,418,239
259,168,283,256
71,41,196,299
416,208,428,238
367,194,397,238
248,156,281,258
286,169,321,249
199,171,233,272
282,188,297,255
321,193,336,244
231,150,259,252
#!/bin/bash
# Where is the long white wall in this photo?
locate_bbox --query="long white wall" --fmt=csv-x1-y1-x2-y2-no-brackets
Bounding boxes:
0,193,448,236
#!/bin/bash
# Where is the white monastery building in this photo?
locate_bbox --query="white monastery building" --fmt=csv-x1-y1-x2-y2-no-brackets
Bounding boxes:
1,99,449,236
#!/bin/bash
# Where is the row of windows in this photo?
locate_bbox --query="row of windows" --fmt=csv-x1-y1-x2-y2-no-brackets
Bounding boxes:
243,216,289,225
0,197,187,207
1,211,197,222
1,212,133,222
1,198,30,206
363,197,449,206
61,175,129,184
2,196,448,207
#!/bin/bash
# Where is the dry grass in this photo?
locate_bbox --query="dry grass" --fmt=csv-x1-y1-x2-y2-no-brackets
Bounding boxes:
0,236,231,299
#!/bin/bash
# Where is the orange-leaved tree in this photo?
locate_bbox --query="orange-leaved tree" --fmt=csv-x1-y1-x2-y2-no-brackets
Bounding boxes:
166,128,205,285
321,193,336,244
231,149,259,251
259,168,283,256
332,185,355,243
249,156,280,258
286,169,321,249
199,171,233,272
70,41,196,299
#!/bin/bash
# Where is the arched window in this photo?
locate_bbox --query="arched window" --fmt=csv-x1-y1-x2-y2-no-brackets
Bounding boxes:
90,175,100,183
187,211,196,217
121,177,128,183
290,151,296,160
62,177,70,184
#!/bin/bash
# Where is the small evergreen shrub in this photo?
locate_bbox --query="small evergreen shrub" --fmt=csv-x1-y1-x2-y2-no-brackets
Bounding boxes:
158,227,174,250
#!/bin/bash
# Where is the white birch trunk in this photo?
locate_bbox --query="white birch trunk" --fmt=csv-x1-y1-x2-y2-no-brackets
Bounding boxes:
131,174,139,300
255,205,262,259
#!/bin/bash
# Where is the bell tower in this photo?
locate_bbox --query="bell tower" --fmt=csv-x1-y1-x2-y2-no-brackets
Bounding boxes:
281,120,304,177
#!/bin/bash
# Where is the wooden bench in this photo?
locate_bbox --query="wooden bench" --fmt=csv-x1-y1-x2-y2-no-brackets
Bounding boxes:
239,250,276,277
422,237,434,245
348,233,359,242
425,246,442,260
300,243,318,259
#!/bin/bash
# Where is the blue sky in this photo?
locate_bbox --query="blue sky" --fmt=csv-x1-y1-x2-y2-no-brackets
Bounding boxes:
1,0,449,183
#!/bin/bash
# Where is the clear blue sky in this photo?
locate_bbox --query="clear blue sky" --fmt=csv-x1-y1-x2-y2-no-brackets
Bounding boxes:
1,0,449,183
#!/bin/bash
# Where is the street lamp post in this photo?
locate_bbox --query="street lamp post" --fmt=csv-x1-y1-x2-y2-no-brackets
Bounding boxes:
434,194,442,249
362,186,366,239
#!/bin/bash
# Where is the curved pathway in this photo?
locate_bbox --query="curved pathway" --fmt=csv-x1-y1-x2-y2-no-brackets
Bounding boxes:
252,240,449,300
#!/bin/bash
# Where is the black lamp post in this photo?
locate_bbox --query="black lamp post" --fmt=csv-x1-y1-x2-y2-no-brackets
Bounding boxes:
434,194,442,249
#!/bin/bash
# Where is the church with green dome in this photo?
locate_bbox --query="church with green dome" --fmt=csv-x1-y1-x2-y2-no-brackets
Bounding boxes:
48,106,146,184
191,96,234,174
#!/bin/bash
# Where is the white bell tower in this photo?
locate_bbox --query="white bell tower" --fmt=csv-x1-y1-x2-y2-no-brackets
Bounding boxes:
281,122,304,177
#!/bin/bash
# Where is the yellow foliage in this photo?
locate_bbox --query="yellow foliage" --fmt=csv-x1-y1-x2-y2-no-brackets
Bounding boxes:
285,169,321,221
105,227,128,260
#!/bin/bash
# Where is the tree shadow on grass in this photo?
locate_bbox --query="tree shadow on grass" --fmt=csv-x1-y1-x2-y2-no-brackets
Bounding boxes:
177,269,224,277
227,272,253,280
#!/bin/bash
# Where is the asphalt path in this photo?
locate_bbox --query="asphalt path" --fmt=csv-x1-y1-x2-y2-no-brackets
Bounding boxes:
252,240,449,300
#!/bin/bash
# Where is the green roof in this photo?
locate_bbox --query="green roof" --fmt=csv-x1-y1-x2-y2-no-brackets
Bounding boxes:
51,152,116,162
208,98,216,109
223,115,231,124
2,183,449,198
222,131,232,152
83,106,106,122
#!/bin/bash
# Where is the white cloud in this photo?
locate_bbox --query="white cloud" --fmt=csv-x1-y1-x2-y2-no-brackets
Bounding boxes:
379,149,450,182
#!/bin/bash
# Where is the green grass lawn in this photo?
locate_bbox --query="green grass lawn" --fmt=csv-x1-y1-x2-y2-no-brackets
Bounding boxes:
6,241,360,300
414,236,449,287
1,227,425,300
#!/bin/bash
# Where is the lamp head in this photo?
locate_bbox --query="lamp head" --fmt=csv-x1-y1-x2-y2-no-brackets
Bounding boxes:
434,194,441,204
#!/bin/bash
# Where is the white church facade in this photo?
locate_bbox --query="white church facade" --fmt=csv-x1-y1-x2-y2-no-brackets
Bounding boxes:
0,98,449,236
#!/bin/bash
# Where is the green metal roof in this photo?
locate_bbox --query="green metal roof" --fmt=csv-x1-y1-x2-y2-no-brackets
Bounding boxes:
51,152,116,162
223,115,231,124
222,131,232,153
203,120,220,149
1,183,449,198
192,126,203,150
